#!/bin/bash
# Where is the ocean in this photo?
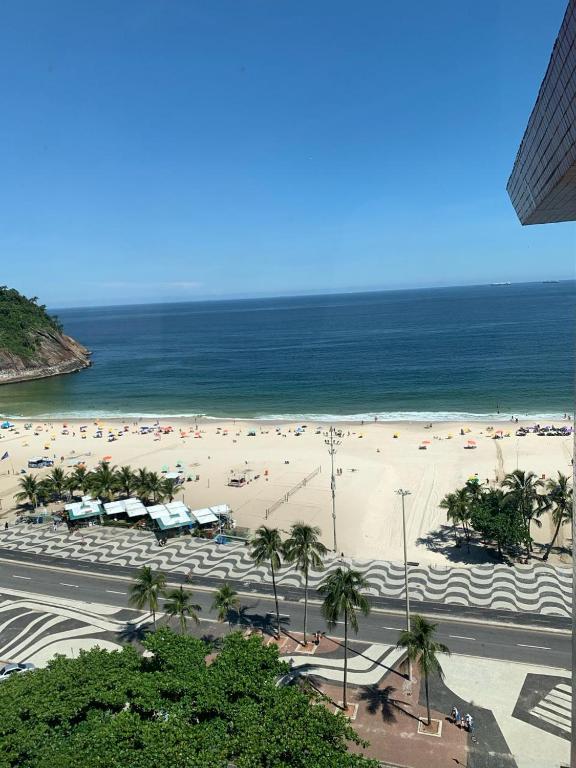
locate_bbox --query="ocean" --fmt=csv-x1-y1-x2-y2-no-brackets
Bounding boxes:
0,282,574,421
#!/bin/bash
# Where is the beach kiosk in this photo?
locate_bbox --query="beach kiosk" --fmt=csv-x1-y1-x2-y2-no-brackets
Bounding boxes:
147,500,195,538
64,496,104,527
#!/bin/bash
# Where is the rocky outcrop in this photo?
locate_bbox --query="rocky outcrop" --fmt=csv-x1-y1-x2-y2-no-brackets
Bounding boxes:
0,329,91,385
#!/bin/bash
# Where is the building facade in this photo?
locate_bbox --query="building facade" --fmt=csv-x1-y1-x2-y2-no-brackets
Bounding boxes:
507,0,576,224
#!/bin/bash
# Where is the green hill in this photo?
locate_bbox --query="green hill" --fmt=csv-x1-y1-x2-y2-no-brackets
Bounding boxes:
0,286,64,358
0,286,90,384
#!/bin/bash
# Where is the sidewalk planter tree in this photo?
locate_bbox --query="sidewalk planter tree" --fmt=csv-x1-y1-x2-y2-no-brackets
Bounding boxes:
164,586,201,634
212,583,241,628
396,614,450,726
319,567,370,711
129,566,167,629
284,522,327,646
250,526,283,638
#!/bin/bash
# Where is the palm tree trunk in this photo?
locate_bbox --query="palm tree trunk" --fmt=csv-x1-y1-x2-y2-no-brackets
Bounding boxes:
343,607,348,710
271,563,280,638
303,569,308,646
543,519,562,561
425,670,431,726
152,606,156,629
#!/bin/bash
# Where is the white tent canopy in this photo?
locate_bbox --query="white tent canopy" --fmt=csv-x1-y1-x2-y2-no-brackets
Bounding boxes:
190,507,218,525
103,497,147,518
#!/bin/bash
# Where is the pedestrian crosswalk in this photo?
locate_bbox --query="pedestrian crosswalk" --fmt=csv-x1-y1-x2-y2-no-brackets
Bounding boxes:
529,682,571,735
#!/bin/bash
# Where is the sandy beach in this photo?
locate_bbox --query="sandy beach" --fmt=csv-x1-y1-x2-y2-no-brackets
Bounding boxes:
0,417,572,566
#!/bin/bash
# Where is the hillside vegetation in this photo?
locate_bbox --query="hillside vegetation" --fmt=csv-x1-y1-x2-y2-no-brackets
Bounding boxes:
0,286,64,358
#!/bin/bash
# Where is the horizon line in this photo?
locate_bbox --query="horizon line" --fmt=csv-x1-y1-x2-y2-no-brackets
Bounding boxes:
50,277,575,312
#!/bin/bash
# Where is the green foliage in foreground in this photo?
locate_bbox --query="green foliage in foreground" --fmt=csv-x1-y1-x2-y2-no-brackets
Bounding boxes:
0,629,376,768
0,286,63,358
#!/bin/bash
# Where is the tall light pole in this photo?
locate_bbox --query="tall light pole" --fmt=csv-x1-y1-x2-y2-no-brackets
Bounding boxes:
325,426,341,552
396,488,412,683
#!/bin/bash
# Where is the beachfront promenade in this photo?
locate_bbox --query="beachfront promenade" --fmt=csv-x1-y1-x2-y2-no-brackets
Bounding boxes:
0,524,571,618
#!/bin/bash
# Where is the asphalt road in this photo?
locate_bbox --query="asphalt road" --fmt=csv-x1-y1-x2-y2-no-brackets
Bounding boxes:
0,553,570,670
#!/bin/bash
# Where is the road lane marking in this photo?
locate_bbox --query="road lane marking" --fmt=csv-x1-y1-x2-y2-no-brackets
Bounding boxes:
381,626,401,631
60,582,79,588
449,635,476,641
517,643,551,650
106,589,127,595
12,575,31,580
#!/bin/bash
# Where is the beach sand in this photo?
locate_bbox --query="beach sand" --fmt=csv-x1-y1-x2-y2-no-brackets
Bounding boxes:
0,418,572,566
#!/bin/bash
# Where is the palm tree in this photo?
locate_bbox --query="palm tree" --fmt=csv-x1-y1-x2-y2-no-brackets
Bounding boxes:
397,614,450,726
115,466,136,498
72,465,92,496
134,468,150,500
44,466,67,501
164,586,201,634
145,472,165,503
90,461,118,501
440,487,472,544
15,474,42,509
502,469,544,556
161,477,180,503
212,583,241,628
542,472,573,561
63,473,78,500
319,567,370,710
283,522,327,645
440,492,461,542
129,566,167,629
250,526,284,638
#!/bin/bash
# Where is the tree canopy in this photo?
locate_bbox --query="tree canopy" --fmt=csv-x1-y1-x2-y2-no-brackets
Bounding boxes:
440,469,572,560
0,286,63,358
0,629,376,768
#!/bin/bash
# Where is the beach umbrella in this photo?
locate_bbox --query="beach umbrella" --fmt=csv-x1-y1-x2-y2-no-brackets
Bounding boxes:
422,439,431,444
161,465,168,472
467,439,476,445
103,455,112,462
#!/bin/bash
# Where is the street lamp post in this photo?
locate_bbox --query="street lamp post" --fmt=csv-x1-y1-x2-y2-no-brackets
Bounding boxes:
396,488,412,683
325,426,341,552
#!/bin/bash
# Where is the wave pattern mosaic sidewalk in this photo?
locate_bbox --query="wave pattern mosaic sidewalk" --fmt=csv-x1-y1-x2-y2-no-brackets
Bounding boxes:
0,587,149,665
0,525,571,617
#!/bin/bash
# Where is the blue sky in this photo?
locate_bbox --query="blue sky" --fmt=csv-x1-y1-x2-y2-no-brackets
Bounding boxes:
1,0,574,307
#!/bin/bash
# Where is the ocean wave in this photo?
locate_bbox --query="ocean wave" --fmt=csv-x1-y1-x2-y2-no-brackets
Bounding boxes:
0,409,569,423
